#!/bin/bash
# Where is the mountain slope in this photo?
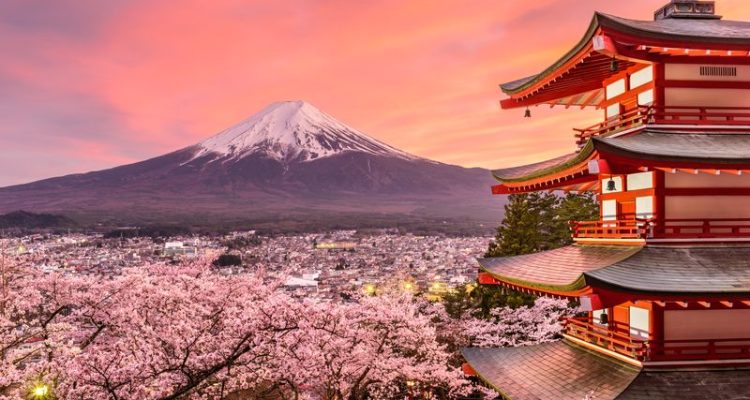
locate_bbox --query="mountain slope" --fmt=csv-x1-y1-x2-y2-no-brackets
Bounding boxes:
0,101,503,228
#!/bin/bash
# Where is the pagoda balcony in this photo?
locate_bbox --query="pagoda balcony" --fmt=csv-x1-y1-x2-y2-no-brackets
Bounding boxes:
571,218,750,241
562,317,648,361
569,220,648,240
563,317,750,363
574,105,750,146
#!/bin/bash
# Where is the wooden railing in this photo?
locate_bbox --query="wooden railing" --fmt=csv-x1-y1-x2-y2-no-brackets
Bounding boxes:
572,218,750,240
570,220,648,240
651,105,750,125
564,317,750,362
574,106,651,146
563,317,648,360
573,105,750,146
649,338,750,361
653,218,750,239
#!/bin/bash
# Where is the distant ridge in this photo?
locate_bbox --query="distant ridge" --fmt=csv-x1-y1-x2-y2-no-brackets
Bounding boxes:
0,210,77,229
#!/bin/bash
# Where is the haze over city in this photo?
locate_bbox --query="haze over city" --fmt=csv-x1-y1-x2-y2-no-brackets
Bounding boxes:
3,0,750,187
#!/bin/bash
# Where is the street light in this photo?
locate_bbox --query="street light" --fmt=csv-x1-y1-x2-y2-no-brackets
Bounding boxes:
32,384,49,398
363,283,376,296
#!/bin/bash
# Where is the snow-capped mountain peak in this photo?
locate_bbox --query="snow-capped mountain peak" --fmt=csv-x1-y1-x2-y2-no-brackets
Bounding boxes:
190,100,418,163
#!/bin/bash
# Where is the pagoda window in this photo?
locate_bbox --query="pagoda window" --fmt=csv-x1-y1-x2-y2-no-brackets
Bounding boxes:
629,65,653,89
629,306,650,340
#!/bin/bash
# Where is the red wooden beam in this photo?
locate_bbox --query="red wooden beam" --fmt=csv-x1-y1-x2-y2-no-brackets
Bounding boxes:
462,363,477,376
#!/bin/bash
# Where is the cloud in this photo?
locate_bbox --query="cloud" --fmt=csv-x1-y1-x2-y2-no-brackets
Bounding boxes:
3,0,750,186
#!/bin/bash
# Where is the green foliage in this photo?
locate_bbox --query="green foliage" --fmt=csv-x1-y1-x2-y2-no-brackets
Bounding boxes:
212,253,242,267
485,192,599,257
464,192,599,318
442,284,534,320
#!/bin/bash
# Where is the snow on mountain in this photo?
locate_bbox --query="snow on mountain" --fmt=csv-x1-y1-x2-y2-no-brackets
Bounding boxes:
189,100,419,163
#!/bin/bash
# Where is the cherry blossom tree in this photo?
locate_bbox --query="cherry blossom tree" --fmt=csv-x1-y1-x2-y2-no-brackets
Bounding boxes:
0,248,77,400
461,296,574,348
279,295,467,400
53,261,303,400
1,247,572,400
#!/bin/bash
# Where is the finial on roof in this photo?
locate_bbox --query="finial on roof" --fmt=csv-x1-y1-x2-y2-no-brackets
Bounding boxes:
654,0,721,20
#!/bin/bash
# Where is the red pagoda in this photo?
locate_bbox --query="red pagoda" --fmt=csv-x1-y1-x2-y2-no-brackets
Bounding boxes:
462,1,750,398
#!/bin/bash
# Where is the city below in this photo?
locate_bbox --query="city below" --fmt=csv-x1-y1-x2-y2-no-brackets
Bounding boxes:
5,230,487,302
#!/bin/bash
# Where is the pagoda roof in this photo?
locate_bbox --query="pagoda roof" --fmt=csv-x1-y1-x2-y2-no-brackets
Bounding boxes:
500,12,750,108
492,131,750,189
463,340,750,400
491,140,597,193
462,341,640,400
479,244,750,296
586,245,750,294
594,131,750,165
600,13,750,45
492,151,584,182
477,245,642,293
618,368,750,400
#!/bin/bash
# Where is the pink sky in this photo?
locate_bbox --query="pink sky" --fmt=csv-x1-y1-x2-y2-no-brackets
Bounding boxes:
3,0,750,186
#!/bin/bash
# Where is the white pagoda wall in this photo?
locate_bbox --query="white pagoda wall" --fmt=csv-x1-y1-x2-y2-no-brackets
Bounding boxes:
665,173,750,188
664,64,750,109
664,309,750,340
666,197,750,219
664,173,750,220
665,88,750,108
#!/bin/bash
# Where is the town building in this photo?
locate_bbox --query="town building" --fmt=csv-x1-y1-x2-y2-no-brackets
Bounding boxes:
463,1,750,398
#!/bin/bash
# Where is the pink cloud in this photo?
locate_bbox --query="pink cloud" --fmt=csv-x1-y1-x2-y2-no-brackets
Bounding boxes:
3,0,750,186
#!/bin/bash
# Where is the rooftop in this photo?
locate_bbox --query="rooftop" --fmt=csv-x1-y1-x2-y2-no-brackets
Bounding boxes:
463,340,750,400
479,244,750,296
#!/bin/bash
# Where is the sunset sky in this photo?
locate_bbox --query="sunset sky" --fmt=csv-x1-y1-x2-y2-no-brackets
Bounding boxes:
4,0,750,186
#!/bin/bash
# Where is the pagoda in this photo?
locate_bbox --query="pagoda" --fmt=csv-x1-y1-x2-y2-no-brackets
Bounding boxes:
462,1,750,398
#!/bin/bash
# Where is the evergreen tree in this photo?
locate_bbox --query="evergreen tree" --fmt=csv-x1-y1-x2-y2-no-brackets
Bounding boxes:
486,191,599,257
553,191,600,246
485,192,561,257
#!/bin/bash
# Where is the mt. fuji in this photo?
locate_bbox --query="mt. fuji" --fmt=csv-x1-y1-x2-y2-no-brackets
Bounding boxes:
191,100,417,163
0,101,502,230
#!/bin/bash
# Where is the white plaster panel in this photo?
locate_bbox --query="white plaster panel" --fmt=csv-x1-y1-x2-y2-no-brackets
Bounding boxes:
627,172,654,191
630,65,654,88
665,196,750,219
665,63,750,81
665,88,750,108
602,199,618,221
665,309,750,340
630,307,650,340
665,172,750,188
606,79,626,99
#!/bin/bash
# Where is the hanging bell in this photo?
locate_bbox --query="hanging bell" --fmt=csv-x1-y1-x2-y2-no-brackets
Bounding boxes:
606,177,617,191
599,310,609,325
524,107,531,118
610,58,620,72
